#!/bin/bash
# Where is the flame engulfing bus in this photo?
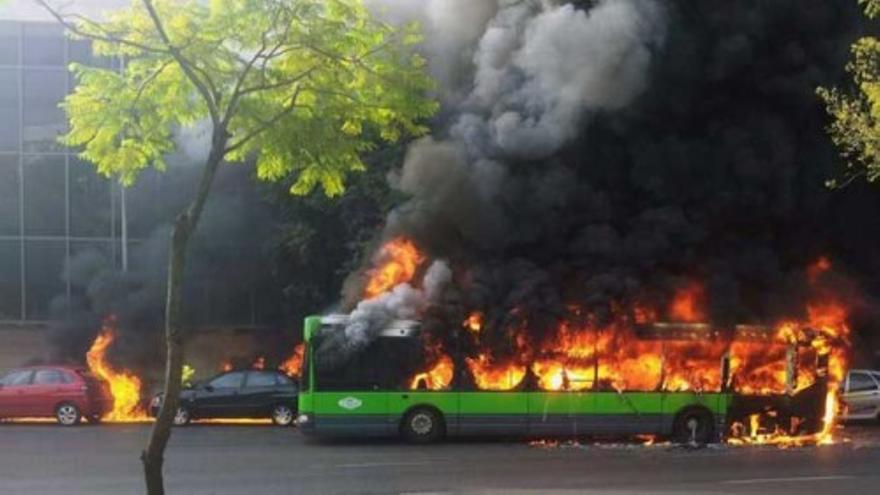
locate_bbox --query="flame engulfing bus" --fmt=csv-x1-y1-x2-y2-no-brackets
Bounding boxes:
296,315,836,444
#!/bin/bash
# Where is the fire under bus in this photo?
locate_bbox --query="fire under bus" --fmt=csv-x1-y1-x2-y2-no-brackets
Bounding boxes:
296,315,835,443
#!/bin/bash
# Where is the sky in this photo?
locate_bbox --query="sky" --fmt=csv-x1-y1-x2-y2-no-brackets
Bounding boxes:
0,0,127,21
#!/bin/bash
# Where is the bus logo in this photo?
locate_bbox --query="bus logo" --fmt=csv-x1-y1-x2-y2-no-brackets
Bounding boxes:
338,397,363,410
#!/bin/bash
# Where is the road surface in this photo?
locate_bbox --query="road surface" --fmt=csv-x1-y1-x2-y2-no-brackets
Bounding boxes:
1,423,879,494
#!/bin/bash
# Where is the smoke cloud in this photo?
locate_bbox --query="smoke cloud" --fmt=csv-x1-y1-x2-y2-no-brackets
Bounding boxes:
345,0,880,363
319,260,452,369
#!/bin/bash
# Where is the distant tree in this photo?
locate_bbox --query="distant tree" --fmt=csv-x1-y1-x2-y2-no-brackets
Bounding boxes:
818,0,880,187
36,1,436,493
267,142,404,324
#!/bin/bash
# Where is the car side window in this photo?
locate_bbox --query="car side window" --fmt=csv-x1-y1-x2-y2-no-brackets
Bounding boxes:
245,372,277,388
848,372,878,393
209,372,244,389
276,374,294,386
34,369,64,385
1,370,33,386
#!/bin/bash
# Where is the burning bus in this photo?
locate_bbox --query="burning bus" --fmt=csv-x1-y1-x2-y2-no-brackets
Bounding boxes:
293,236,851,444
296,311,843,444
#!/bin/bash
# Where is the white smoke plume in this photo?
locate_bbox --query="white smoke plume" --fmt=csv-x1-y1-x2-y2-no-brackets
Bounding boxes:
319,260,452,368
456,0,667,159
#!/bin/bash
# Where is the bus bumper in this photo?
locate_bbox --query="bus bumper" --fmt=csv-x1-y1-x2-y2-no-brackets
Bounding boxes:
296,413,316,435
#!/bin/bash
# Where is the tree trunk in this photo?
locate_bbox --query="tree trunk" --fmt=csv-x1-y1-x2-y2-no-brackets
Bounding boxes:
140,134,226,495
141,215,188,495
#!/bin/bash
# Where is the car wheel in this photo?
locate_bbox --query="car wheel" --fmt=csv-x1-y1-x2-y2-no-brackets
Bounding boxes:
271,404,295,426
401,407,445,444
56,403,81,426
173,406,191,426
672,408,714,444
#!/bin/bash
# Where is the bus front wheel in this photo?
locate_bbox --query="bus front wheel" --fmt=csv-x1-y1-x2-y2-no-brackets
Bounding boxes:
672,408,715,444
401,407,445,444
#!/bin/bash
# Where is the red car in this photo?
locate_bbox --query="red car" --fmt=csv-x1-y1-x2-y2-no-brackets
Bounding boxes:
0,366,112,425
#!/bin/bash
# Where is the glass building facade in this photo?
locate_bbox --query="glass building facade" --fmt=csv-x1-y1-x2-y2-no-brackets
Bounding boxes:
0,20,282,329
0,20,128,323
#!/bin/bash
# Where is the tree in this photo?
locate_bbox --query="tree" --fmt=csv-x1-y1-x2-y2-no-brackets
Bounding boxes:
37,1,436,493
818,0,880,187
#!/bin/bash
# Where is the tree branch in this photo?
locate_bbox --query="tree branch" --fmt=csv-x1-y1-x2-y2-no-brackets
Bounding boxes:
238,66,316,96
35,0,170,55
141,0,221,126
224,86,303,155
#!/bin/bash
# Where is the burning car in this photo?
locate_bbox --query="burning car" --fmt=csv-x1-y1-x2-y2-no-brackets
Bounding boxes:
0,366,112,426
149,369,298,426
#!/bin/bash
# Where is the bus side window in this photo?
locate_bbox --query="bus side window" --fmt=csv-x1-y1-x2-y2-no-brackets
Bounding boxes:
316,339,399,391
375,338,424,391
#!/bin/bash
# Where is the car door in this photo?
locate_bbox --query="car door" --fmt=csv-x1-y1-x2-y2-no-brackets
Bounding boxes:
0,370,35,417
240,371,280,417
843,371,880,420
194,371,245,418
25,369,65,416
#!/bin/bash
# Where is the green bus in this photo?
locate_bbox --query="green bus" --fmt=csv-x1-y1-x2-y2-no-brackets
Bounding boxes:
297,315,741,443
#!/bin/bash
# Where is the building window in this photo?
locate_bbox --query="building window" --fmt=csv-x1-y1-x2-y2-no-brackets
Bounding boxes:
0,21,20,66
0,240,22,320
70,159,112,237
23,154,66,236
0,68,19,151
22,23,64,67
24,240,66,320
0,153,19,236
23,68,67,152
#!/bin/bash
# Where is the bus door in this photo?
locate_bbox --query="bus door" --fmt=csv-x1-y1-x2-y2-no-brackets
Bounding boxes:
313,346,391,437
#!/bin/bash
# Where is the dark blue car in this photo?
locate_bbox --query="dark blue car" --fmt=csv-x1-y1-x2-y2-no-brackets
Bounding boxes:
150,370,298,426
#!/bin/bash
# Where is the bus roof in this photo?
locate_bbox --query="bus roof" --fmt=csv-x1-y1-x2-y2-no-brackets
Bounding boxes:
313,314,421,338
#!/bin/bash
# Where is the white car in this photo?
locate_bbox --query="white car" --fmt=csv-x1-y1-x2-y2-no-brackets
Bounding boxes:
841,369,880,421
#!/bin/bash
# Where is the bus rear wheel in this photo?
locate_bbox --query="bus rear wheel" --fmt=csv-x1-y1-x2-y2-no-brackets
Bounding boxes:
401,407,445,444
672,408,715,444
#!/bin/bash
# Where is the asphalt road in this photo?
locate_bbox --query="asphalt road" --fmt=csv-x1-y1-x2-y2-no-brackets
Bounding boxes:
2,423,880,495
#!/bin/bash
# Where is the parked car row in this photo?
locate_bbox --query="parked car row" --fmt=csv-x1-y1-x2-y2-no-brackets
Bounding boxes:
2,365,877,426
1,366,298,426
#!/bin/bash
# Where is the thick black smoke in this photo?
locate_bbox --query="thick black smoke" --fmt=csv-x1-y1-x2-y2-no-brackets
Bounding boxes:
346,0,880,364
46,156,287,376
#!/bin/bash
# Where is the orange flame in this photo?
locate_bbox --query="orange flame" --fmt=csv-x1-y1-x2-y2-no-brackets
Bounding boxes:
279,343,305,377
252,356,266,370
669,283,705,322
464,312,483,334
221,360,233,373
86,322,147,422
465,354,526,391
410,354,454,390
364,238,425,299
393,254,850,445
